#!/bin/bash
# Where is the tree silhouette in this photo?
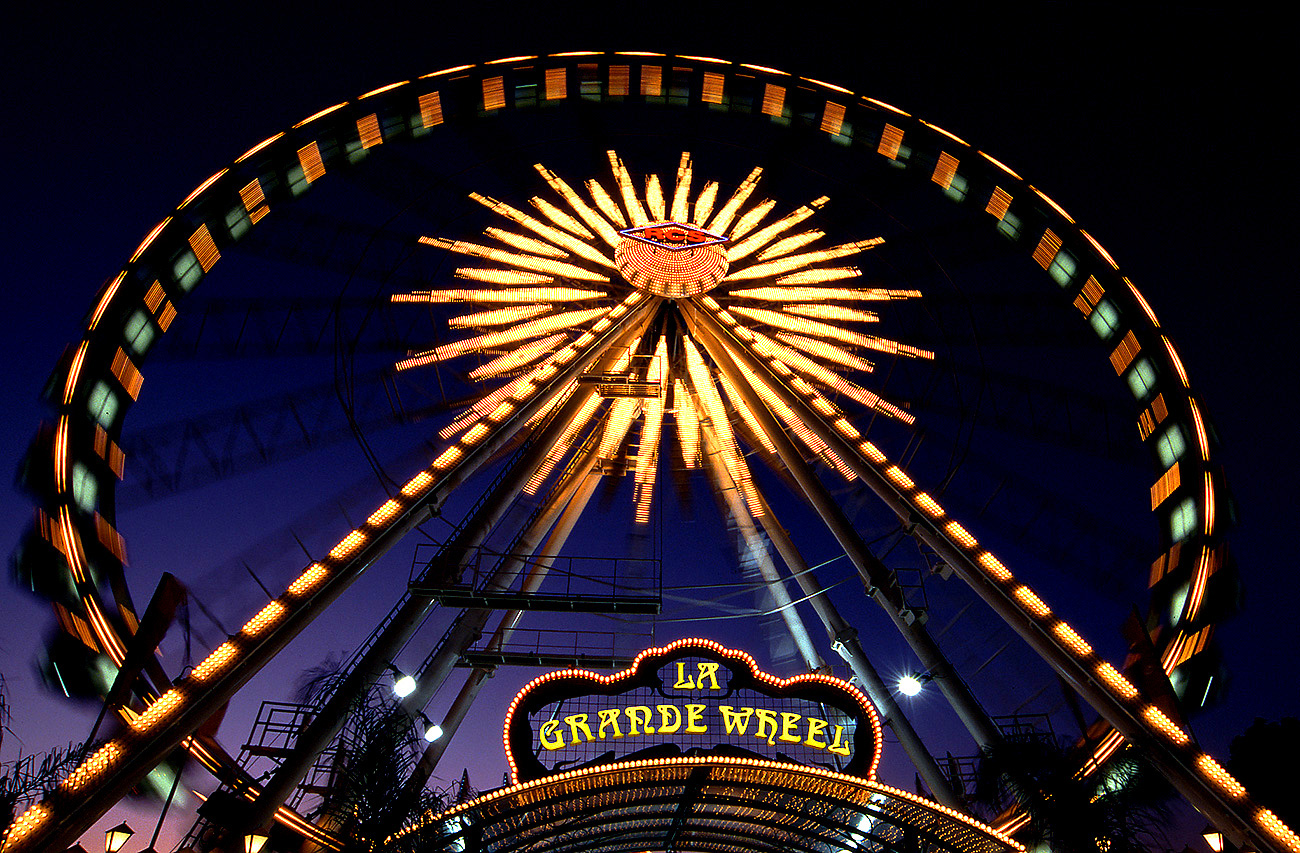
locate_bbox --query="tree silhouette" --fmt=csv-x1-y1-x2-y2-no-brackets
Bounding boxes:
972,737,1174,853
0,677,89,843
292,659,446,851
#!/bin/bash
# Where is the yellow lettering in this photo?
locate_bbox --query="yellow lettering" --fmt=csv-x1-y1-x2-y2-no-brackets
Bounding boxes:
804,717,829,749
598,708,624,739
626,705,654,735
540,719,565,750
719,705,753,735
779,712,803,744
754,708,779,746
564,713,595,744
685,703,707,733
674,662,695,689
695,661,721,690
657,704,682,734
827,724,851,756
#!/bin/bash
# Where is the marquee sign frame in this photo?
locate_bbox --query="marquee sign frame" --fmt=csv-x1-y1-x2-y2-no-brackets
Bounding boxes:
502,638,883,783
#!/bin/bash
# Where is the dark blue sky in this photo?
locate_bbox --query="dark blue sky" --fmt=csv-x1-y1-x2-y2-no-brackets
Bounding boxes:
2,5,1294,849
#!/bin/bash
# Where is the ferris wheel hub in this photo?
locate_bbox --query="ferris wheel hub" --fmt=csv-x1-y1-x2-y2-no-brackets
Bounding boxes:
614,221,729,297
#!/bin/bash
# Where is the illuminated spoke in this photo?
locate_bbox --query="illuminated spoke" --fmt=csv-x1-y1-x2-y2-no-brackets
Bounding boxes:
483,227,569,258
598,398,642,459
607,150,650,226
525,337,642,494
453,268,553,286
396,285,606,303
522,379,575,429
726,238,883,281
692,181,719,226
691,296,878,473
669,152,693,223
468,333,568,381
449,304,553,328
724,345,857,479
633,393,663,524
585,178,628,228
728,284,924,301
684,337,764,517
718,371,776,454
731,306,933,359
776,332,874,373
745,329,910,422
469,194,612,269
524,393,604,496
416,308,608,364
707,166,763,234
633,338,669,524
785,304,880,324
755,229,826,261
644,174,666,221
534,164,623,247
439,374,537,438
726,197,828,262
779,270,868,287
530,196,595,240
421,236,609,282
728,198,777,241
673,379,701,468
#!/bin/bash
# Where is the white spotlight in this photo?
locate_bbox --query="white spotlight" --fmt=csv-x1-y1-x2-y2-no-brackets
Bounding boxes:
393,674,417,698
897,674,924,696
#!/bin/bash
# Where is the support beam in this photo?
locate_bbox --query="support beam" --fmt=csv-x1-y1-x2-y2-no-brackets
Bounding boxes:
696,322,1001,750
0,299,657,853
244,313,655,836
244,417,560,833
399,409,612,718
407,457,606,788
698,419,958,807
698,425,824,672
682,299,1284,853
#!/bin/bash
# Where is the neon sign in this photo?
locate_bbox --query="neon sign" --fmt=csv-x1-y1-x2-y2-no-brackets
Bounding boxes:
503,639,882,783
619,221,728,250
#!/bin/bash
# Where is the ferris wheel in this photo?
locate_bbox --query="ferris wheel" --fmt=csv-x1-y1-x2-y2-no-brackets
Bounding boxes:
8,52,1295,853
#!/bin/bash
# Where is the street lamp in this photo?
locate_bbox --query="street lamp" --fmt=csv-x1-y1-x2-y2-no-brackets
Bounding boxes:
1202,825,1225,853
244,832,270,853
104,822,134,853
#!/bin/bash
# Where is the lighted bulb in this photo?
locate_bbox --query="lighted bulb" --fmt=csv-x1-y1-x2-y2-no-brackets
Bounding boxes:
424,723,444,742
393,674,417,698
897,674,924,697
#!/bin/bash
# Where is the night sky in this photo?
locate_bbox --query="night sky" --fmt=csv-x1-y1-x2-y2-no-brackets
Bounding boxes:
2,5,1295,850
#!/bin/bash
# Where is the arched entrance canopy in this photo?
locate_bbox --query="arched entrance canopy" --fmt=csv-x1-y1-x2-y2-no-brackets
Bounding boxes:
388,757,1021,853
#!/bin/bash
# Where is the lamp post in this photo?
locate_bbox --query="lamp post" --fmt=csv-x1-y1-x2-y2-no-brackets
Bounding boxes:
104,822,134,853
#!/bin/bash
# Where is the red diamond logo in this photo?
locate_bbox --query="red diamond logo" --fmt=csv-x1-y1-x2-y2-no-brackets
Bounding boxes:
620,221,728,251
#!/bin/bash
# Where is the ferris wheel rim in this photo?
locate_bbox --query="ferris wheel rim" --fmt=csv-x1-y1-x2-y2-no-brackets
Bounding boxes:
13,50,1259,853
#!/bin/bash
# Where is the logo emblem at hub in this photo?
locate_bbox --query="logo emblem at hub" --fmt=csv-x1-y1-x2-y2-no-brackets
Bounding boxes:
620,222,728,250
